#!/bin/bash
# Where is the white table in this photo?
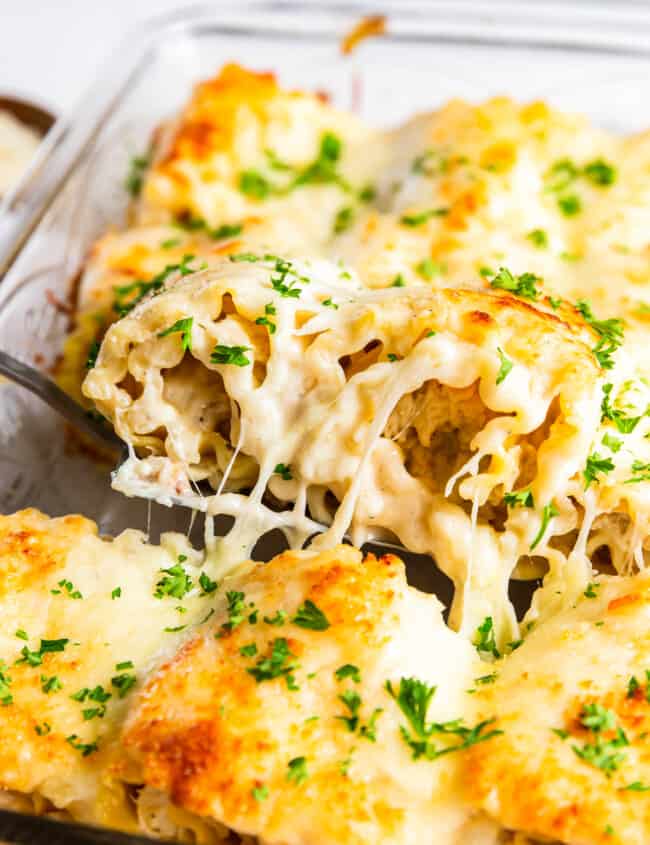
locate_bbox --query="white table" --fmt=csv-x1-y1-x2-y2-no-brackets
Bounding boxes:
2,0,195,116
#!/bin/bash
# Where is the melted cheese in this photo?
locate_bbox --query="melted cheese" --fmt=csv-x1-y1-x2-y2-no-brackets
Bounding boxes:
466,570,650,845
80,257,650,648
0,509,506,845
0,509,220,835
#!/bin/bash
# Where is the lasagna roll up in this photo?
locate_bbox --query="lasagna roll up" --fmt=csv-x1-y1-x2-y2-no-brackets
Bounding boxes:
82,254,643,648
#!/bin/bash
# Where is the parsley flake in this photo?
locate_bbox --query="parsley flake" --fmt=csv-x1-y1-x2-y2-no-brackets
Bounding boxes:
496,347,513,385
154,560,193,600
246,637,299,688
584,452,614,489
199,572,218,595
530,501,559,550
386,677,502,760
292,599,330,631
474,617,500,659
66,735,98,756
274,463,292,481
125,153,150,197
527,228,548,248
158,317,193,351
399,207,448,227
335,664,361,683
504,488,534,509
489,267,541,300
210,344,251,366
41,674,62,694
0,662,13,706
286,756,309,785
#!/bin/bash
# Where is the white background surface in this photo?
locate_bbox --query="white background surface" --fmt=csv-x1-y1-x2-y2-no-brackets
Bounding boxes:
2,0,201,116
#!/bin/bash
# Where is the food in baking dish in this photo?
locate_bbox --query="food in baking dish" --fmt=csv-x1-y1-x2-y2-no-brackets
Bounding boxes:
2,510,650,845
7,62,650,845
0,510,494,843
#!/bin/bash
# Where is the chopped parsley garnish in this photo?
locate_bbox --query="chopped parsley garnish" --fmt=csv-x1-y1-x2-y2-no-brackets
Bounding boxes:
0,662,12,706
548,295,563,310
239,643,258,657
399,207,448,227
217,591,250,636
111,671,137,698
473,617,500,659
161,237,181,249
496,347,513,385
164,625,186,633
603,432,623,453
359,184,376,202
322,298,338,309
246,637,299,688
624,461,650,484
286,756,309,784
387,353,399,362
575,299,624,370
199,572,218,595
265,148,292,171
35,722,51,736
112,255,197,317
255,302,277,335
274,463,292,481
530,501,559,550
51,579,83,599
154,559,193,600
210,344,251,366
336,689,382,741
584,582,601,599
212,222,243,239
264,610,287,626
125,152,150,197
627,675,642,699
251,785,269,801
333,206,354,234
72,685,111,720
116,661,134,671
66,735,98,757
584,452,615,489
239,170,272,199
85,340,100,370
489,267,541,300
475,672,498,685
546,158,579,193
415,258,443,281
386,677,502,760
269,256,309,298
584,158,617,187
292,599,330,631
15,629,28,641
158,317,193,352
16,638,69,667
292,132,348,191
41,674,62,694
621,781,650,792
600,383,641,433
111,587,122,599
558,194,581,216
504,488,534,509
240,133,350,199
392,274,406,287
527,228,548,248
571,703,629,776
335,664,361,683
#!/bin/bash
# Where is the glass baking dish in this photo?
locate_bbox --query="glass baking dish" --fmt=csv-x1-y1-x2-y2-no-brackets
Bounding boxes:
1,3,650,840
1,0,650,541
